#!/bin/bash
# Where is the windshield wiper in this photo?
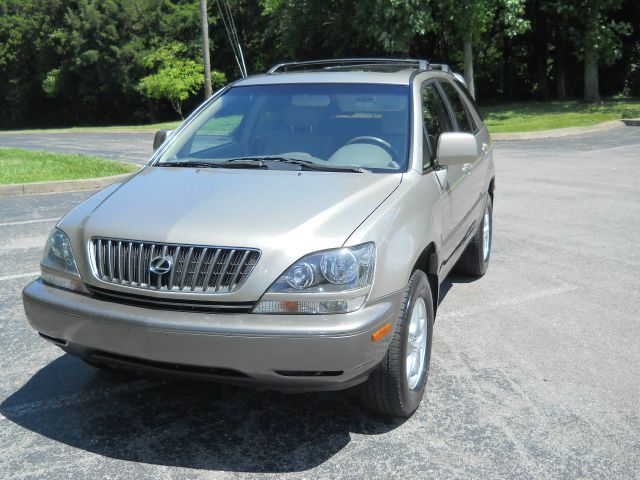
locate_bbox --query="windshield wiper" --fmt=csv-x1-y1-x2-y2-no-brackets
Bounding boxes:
224,156,369,173
157,159,264,169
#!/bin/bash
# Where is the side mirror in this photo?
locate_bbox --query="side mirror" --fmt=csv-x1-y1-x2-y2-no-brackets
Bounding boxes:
436,132,478,166
153,129,173,151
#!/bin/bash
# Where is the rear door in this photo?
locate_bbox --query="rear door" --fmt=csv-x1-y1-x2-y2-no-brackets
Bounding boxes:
437,79,485,259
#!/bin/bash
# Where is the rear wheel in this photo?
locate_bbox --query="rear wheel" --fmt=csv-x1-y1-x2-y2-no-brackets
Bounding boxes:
455,194,492,277
360,270,434,417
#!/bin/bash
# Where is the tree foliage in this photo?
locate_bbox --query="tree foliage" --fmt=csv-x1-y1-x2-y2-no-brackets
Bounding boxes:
137,42,225,117
0,0,637,128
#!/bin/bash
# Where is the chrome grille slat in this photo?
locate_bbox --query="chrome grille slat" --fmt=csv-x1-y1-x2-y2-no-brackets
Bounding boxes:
179,247,194,290
147,245,156,287
91,239,259,294
137,243,143,285
126,242,132,284
117,241,124,282
107,240,114,280
229,250,250,290
202,249,222,292
96,240,104,277
190,248,208,291
215,249,235,292
167,246,180,290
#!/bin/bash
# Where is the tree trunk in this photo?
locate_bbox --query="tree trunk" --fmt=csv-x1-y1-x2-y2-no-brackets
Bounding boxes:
502,35,511,99
463,34,475,99
555,37,566,100
584,45,600,103
200,0,212,99
146,98,157,123
533,1,549,100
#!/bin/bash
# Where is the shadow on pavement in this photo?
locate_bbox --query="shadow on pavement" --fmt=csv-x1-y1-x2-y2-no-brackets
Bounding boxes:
1,354,404,473
438,273,480,305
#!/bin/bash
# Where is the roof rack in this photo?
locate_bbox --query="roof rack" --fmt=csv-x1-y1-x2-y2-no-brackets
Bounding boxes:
267,58,430,74
429,63,450,73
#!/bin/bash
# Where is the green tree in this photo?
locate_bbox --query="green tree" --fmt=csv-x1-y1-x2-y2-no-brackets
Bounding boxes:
433,0,529,98
576,0,629,103
261,0,430,59
138,42,225,117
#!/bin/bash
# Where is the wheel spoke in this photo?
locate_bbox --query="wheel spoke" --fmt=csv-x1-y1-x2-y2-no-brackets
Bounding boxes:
405,296,429,390
482,203,491,261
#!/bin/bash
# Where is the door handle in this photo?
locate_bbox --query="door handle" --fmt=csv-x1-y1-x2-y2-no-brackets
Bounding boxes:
462,163,472,175
481,142,489,153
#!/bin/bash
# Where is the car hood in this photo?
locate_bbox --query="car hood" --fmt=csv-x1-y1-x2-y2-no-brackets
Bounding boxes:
62,167,402,300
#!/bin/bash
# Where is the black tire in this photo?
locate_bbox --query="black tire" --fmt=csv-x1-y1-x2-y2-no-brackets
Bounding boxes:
455,194,493,277
360,270,434,418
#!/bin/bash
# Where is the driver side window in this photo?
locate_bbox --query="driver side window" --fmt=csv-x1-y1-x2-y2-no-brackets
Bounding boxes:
422,82,453,169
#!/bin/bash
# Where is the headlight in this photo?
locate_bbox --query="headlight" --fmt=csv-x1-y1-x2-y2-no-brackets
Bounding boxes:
253,242,375,314
40,227,87,292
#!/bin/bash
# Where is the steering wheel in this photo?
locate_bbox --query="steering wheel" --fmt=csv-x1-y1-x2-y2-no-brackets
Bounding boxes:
345,136,399,162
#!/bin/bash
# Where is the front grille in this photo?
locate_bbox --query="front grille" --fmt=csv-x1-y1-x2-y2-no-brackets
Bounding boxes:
91,238,260,294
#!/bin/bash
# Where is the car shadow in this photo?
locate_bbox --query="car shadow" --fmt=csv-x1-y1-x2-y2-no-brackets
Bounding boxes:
438,273,480,306
1,354,405,473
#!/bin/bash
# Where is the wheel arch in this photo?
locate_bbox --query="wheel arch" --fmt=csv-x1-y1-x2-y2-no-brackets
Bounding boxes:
488,176,496,202
411,242,439,315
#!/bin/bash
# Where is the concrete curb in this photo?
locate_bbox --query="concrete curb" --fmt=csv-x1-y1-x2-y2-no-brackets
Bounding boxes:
491,120,628,141
621,118,640,126
0,172,136,196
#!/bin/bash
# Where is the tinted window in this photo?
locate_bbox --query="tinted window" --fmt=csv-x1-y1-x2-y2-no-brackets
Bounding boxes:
422,82,452,165
158,83,411,173
456,82,483,120
189,97,246,155
439,80,475,132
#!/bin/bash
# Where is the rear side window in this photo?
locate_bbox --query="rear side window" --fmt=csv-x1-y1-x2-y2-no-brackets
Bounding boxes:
439,80,476,133
422,82,453,166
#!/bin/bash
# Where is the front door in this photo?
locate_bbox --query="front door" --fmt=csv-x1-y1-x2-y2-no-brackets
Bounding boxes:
421,81,468,263
438,80,486,251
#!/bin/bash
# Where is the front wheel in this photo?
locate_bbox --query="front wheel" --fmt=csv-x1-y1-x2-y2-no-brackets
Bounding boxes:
360,270,434,417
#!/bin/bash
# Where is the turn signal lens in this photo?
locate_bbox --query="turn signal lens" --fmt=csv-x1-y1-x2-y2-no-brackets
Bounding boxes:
372,323,392,342
253,295,367,314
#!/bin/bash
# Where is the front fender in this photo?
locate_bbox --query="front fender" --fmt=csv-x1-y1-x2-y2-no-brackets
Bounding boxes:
344,170,444,301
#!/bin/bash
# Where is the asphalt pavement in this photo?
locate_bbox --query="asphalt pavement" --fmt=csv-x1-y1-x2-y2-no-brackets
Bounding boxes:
1,128,639,479
0,132,154,165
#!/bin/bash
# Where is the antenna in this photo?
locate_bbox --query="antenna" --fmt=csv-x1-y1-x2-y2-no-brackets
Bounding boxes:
215,0,248,78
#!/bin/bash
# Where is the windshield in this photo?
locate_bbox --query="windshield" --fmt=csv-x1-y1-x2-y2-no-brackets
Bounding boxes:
156,83,411,172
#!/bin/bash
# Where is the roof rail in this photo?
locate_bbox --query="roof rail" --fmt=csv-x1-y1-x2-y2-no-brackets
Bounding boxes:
429,63,450,73
267,58,430,74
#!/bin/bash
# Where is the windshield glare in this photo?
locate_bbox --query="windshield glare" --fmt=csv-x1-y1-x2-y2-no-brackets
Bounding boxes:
157,83,410,172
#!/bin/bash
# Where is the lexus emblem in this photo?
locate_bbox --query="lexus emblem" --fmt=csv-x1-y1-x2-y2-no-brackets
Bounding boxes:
149,255,173,275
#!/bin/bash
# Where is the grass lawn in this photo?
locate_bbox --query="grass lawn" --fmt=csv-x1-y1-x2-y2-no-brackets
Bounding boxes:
0,148,138,185
483,98,640,133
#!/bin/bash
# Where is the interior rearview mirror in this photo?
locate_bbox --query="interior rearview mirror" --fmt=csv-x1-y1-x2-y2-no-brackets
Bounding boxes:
153,129,173,151
436,132,478,166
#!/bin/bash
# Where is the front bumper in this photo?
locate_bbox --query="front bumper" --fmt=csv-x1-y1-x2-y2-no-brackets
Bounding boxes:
22,279,401,391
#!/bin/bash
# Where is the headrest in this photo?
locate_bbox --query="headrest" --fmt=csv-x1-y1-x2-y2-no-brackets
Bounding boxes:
282,104,324,133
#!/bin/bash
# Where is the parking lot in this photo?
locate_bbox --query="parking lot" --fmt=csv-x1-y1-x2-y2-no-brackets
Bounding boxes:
1,127,639,479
